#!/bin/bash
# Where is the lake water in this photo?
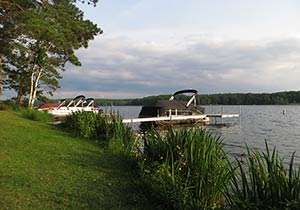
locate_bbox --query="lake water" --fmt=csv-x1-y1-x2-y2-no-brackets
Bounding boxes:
104,105,300,162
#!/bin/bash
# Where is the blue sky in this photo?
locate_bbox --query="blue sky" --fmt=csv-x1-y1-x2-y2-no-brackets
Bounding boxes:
4,0,300,99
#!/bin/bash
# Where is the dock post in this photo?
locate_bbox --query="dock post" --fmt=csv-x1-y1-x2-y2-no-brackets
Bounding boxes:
239,105,242,125
169,109,172,125
221,106,223,124
110,102,113,114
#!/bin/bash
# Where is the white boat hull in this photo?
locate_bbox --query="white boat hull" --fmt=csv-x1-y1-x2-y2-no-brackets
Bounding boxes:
47,107,99,117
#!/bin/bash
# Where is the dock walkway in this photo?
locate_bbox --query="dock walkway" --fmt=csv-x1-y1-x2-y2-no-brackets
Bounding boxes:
122,113,239,124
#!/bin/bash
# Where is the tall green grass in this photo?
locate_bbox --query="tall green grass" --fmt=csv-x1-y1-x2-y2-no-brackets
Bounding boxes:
94,113,135,155
62,112,135,156
61,111,300,210
228,141,300,210
0,100,54,122
61,111,97,138
21,109,54,122
141,128,232,210
0,100,25,111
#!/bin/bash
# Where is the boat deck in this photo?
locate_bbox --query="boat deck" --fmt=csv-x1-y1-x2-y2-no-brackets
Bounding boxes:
122,113,239,123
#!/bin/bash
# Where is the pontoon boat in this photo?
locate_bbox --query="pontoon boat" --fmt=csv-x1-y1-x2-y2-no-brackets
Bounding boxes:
37,95,100,117
138,89,208,126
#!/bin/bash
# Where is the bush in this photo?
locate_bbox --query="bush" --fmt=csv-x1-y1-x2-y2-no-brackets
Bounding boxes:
0,100,19,110
21,109,54,122
62,112,135,156
60,111,300,210
228,141,300,210
95,114,135,155
140,127,232,210
62,111,97,138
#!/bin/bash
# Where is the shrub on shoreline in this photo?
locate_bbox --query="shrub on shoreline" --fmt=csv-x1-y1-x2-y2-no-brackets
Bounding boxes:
140,128,232,210
62,111,97,138
21,109,54,122
0,100,23,111
61,111,300,210
227,141,300,210
62,112,135,156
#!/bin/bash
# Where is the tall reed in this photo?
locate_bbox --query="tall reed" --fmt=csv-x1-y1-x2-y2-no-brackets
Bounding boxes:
141,127,232,210
228,141,300,209
62,111,300,209
62,112,135,156
21,108,54,122
62,111,97,138
96,113,135,156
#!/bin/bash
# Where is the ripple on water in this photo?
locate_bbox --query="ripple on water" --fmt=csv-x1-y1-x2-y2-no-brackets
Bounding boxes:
114,105,300,164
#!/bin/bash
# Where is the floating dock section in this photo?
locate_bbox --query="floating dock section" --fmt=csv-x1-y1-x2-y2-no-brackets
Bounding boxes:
122,113,239,124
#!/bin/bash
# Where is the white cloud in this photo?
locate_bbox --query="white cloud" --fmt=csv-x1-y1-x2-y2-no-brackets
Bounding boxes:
54,35,300,98
4,1,300,100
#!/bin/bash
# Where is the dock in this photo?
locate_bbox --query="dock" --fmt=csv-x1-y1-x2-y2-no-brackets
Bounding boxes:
122,113,240,124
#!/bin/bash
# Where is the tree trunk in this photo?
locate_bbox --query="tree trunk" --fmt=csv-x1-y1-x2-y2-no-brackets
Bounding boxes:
17,93,24,106
0,56,2,97
28,69,43,109
28,72,35,108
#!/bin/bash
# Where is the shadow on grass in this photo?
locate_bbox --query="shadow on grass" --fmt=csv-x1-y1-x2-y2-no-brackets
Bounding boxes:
65,148,171,210
41,124,171,209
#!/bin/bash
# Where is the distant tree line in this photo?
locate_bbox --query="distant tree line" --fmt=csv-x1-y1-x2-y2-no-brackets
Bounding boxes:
94,91,300,106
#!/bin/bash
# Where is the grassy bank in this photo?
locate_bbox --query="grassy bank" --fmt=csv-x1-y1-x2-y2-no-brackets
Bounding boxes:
0,111,166,210
60,111,300,210
3,109,300,210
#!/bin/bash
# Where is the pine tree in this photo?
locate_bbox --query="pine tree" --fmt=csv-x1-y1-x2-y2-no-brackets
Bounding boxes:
2,0,102,107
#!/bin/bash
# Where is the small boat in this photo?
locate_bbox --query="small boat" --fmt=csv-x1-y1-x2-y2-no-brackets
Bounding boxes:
138,89,208,126
37,95,101,118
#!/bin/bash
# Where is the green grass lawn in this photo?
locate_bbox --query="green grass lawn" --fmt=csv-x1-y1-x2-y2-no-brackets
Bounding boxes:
0,111,166,210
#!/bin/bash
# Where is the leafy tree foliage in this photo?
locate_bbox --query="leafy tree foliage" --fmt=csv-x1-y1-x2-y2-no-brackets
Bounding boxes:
2,0,102,107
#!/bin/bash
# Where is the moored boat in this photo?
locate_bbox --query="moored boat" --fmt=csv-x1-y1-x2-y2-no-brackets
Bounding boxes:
138,89,208,126
37,95,101,118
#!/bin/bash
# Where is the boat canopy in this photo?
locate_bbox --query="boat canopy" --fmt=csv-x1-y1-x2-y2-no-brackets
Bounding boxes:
169,89,197,100
73,95,85,100
85,98,95,107
67,95,85,107
169,89,198,107
173,89,197,96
